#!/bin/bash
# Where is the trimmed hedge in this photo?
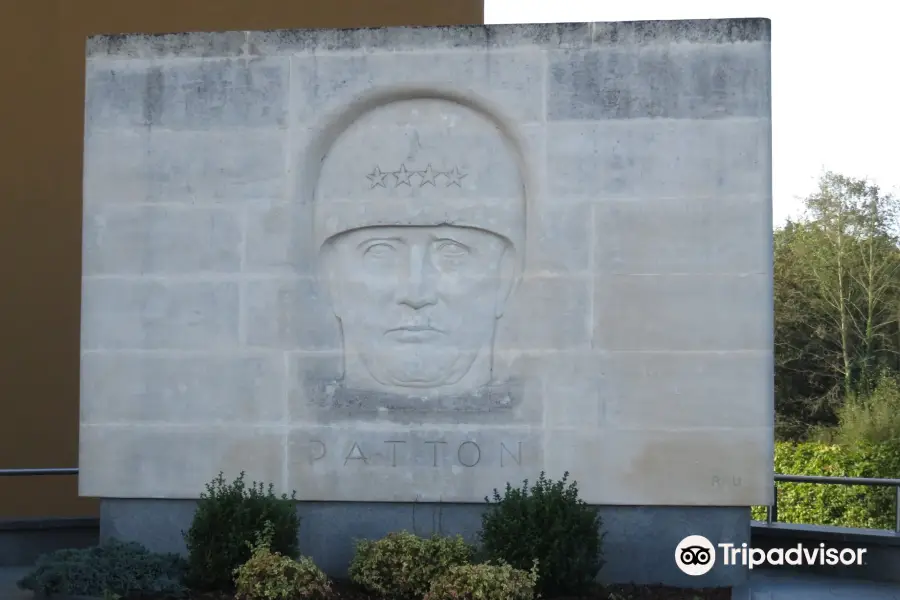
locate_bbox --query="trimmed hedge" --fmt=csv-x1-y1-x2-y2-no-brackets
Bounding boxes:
479,472,603,597
234,546,331,600
16,540,187,598
184,472,299,592
349,531,474,600
751,441,900,529
425,561,539,600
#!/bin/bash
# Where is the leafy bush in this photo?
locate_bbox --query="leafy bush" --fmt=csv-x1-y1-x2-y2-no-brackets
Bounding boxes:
16,539,186,598
348,531,474,600
479,471,604,597
234,527,330,600
425,560,538,600
184,471,299,592
834,374,900,446
750,441,900,529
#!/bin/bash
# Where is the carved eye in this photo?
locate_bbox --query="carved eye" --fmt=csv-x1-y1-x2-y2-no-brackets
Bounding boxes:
435,241,469,258
364,243,395,259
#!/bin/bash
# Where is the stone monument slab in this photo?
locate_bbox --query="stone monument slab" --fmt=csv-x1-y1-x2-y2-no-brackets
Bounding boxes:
80,19,772,586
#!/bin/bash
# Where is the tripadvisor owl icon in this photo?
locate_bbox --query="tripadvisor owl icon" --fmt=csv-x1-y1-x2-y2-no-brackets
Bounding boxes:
675,535,716,576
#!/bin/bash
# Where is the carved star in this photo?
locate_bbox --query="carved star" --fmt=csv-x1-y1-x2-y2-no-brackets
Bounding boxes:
418,164,438,187
393,164,413,187
366,166,388,188
444,166,468,187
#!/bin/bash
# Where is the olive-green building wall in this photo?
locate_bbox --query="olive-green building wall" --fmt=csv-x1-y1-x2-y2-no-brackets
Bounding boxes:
0,0,483,519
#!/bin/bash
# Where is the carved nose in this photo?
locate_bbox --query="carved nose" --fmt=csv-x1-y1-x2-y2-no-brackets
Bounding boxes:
397,277,438,309
399,295,436,310
396,247,438,310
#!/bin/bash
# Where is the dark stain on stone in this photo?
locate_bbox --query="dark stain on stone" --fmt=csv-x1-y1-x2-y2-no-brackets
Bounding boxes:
143,67,164,127
306,377,523,425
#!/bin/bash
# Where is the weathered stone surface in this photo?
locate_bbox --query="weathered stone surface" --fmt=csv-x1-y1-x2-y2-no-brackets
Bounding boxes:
285,426,543,502
80,352,285,424
82,205,242,275
290,50,544,125
548,43,771,120
544,427,772,505
242,278,341,351
85,21,765,59
591,18,771,46
244,202,316,275
286,350,544,427
598,351,773,429
80,20,773,512
81,280,240,350
546,119,771,200
79,426,285,498
87,31,248,59
245,23,592,55
529,201,593,274
495,276,593,351
593,274,771,351
593,196,770,274
85,58,289,130
83,129,286,204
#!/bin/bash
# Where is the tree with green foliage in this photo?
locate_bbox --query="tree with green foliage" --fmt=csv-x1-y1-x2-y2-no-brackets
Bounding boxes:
774,171,900,439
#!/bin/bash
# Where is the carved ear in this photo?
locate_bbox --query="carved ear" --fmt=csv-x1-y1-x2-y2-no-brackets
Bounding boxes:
494,246,518,319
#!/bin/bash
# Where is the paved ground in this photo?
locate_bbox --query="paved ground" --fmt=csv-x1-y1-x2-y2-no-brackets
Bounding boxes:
3,565,900,599
0,566,30,600
741,569,900,599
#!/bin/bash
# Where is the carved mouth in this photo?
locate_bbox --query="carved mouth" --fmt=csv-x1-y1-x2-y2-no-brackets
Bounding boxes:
385,325,444,342
387,325,441,333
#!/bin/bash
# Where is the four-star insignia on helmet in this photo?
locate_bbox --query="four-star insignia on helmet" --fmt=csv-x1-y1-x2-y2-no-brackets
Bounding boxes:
366,164,468,188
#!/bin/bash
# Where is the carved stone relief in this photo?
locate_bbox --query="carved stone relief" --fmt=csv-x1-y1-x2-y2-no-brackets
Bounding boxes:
305,91,530,418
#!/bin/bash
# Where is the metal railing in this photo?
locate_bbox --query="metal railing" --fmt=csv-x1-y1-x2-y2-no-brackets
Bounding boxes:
0,468,78,477
766,473,900,533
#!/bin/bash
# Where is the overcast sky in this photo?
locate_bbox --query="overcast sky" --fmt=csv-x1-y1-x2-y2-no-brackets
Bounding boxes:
485,0,899,226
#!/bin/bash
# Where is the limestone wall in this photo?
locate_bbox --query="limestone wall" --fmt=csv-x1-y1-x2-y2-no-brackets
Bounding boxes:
79,20,773,505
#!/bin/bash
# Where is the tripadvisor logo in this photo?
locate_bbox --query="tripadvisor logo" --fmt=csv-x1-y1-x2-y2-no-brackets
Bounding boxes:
675,535,716,576
719,542,868,569
675,535,868,575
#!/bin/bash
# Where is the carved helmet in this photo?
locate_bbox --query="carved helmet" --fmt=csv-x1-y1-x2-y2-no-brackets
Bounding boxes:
303,88,530,257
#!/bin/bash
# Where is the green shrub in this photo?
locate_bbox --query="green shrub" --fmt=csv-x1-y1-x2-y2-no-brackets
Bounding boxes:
479,471,604,597
348,531,474,600
834,374,900,446
183,471,299,592
16,539,186,598
425,560,539,600
750,441,900,529
234,530,330,600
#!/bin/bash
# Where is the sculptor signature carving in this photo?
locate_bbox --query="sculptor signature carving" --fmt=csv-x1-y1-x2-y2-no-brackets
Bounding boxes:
308,93,528,412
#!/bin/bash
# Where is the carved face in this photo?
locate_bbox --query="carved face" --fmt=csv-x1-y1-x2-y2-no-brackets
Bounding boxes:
321,225,515,390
